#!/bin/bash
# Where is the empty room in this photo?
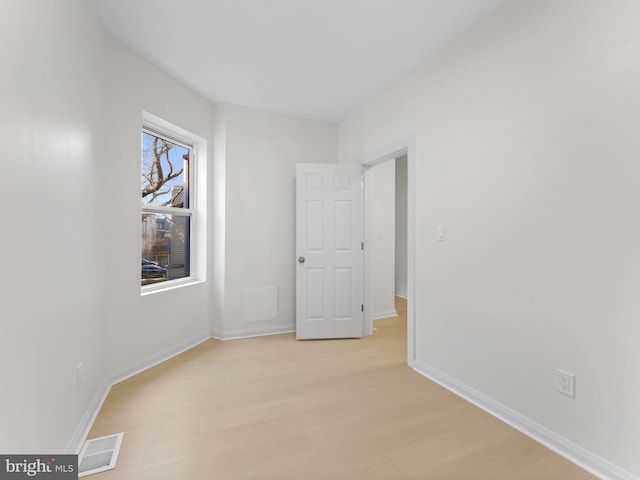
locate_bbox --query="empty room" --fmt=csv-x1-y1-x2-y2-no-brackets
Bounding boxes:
1,0,639,479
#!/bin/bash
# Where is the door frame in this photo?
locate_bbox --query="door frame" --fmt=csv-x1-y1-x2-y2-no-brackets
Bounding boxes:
361,136,416,367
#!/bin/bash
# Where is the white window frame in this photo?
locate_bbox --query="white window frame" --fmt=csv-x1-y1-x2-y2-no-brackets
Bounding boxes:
141,112,207,295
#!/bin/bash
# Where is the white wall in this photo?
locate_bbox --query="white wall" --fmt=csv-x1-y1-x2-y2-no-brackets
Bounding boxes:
214,104,338,337
211,105,227,337
395,155,408,298
0,3,337,451
0,0,339,455
103,36,214,375
0,0,108,453
339,0,640,477
366,161,397,319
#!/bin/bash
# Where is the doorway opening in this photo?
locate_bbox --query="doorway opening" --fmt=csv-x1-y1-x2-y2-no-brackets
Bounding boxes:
362,138,415,366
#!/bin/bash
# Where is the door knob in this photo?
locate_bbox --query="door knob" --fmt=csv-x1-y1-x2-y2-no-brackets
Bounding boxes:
298,256,305,264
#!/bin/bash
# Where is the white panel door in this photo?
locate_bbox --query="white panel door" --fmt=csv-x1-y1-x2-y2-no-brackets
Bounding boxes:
296,163,364,339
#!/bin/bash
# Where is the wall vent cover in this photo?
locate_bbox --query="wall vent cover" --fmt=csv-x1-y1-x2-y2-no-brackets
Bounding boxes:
78,432,124,477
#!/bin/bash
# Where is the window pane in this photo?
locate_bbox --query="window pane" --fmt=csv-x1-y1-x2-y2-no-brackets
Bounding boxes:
141,213,190,286
141,131,189,208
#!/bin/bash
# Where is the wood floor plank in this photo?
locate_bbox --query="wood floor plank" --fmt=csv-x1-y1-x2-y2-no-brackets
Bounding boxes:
88,298,596,479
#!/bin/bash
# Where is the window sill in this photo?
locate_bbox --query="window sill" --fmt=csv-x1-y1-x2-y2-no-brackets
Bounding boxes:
141,276,205,296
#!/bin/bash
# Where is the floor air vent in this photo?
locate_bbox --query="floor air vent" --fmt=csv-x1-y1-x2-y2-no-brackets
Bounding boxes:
78,432,124,477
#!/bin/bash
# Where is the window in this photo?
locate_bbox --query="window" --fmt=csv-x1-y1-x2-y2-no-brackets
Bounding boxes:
141,115,202,289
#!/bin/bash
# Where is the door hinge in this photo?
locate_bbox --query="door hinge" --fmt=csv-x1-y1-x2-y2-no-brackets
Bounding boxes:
361,242,364,250
361,304,364,312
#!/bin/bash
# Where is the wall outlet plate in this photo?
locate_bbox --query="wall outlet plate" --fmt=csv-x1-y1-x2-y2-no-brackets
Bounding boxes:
557,369,575,398
77,361,85,388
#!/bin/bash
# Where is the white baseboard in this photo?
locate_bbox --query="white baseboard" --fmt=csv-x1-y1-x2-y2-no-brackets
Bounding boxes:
65,377,112,454
67,334,210,454
413,360,639,480
110,334,210,384
211,325,295,340
395,291,407,299
373,309,398,321
69,328,288,454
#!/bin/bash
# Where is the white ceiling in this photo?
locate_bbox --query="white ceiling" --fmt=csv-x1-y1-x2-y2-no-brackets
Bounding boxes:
92,0,513,123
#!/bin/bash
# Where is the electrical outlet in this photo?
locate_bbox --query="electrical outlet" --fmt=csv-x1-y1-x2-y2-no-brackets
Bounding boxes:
557,369,575,398
77,361,85,388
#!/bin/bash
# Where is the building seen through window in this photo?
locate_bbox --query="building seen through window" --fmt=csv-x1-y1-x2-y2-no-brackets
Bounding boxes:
141,130,192,286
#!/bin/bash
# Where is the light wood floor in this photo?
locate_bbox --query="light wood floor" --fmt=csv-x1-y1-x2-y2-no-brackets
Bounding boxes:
89,298,595,479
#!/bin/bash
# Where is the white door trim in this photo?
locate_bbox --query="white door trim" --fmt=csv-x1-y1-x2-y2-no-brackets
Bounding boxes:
361,136,416,367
